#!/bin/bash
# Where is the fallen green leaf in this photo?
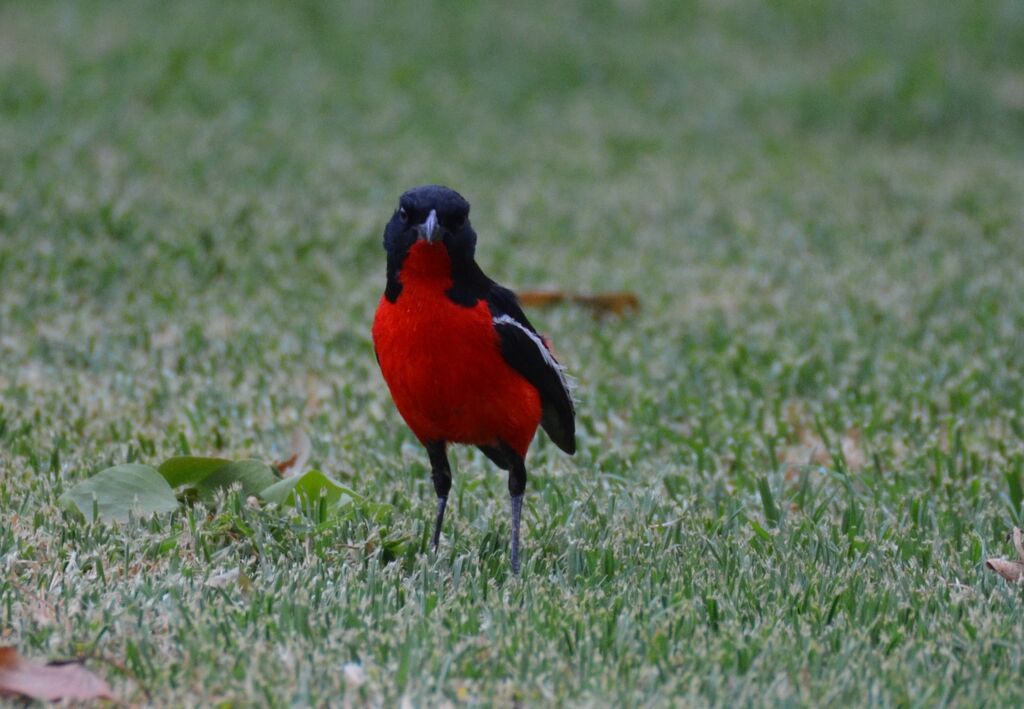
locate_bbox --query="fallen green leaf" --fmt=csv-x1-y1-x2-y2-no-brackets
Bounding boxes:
157,456,232,488
196,459,278,504
59,464,179,523
260,469,361,510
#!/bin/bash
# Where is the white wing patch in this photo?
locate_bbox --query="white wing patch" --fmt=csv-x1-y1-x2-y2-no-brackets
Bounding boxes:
492,314,572,395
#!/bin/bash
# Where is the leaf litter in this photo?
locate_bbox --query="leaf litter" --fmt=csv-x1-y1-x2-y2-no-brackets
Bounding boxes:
986,528,1024,583
275,428,312,477
0,646,114,702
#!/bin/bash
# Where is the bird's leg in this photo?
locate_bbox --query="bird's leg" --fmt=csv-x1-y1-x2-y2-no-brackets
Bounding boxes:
510,494,524,573
508,453,527,574
432,496,448,549
425,441,452,550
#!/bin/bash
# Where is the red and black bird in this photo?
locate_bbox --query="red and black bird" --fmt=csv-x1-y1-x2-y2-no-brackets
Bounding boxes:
372,185,575,573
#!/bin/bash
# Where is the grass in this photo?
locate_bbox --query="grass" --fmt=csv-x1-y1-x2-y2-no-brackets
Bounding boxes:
3,0,1024,704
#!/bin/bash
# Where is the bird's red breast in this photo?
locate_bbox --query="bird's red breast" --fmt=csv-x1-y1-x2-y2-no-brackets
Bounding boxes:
372,241,542,456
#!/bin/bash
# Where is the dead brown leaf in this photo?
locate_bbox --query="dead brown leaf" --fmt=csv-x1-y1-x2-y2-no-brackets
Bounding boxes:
517,290,568,308
0,646,114,702
986,558,1024,583
275,428,312,477
518,290,640,316
987,527,1024,583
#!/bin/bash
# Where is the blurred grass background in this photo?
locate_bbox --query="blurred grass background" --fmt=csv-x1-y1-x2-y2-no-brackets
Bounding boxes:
3,0,1024,704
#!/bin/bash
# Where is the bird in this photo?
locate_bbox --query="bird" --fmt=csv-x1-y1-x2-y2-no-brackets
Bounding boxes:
371,185,575,573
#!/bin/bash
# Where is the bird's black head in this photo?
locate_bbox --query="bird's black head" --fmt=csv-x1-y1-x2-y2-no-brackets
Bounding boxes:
383,185,476,260
380,185,495,305
382,185,481,302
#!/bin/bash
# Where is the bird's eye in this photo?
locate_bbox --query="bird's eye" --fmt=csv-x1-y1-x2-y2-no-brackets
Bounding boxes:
399,207,409,222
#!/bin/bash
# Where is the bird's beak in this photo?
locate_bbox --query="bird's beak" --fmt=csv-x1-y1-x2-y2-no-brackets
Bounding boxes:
417,209,440,243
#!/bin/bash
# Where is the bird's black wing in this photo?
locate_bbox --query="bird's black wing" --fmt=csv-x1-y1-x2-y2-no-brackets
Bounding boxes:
487,284,576,455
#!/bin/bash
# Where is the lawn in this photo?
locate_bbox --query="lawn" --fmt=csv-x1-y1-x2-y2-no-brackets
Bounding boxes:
3,0,1024,704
